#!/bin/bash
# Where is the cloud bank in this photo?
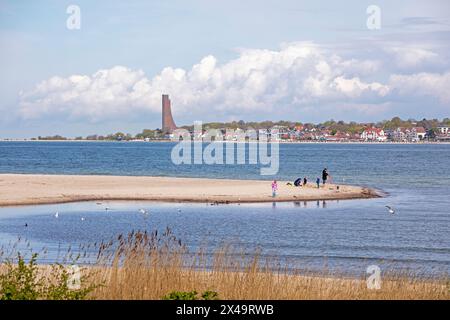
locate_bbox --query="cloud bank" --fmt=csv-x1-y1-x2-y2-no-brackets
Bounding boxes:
18,42,449,122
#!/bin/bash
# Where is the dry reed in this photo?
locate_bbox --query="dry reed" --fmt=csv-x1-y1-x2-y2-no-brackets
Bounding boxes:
88,230,449,300
1,230,448,300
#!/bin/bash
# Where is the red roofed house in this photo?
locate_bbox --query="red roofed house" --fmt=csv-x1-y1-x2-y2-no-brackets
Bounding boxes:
360,127,386,142
409,127,426,141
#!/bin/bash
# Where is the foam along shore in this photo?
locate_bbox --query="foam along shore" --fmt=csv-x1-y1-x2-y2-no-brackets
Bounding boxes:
0,174,381,207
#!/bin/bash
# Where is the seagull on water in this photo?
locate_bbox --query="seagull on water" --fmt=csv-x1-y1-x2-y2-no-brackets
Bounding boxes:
54,212,59,218
385,206,395,214
81,217,85,221
139,208,149,215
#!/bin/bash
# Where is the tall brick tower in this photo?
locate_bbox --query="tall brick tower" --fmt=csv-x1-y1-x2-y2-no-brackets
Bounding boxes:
162,94,177,134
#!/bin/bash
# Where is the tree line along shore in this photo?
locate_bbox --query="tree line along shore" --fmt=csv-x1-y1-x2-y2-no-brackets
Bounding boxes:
3,117,449,143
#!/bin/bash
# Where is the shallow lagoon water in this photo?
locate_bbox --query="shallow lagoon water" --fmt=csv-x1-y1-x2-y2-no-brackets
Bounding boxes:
0,198,448,276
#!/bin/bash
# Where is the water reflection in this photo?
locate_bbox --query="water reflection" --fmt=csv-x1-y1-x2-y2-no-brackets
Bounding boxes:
0,199,448,276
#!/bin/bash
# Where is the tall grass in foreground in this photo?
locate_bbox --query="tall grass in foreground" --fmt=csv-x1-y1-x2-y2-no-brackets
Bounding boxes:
90,230,448,300
1,230,449,300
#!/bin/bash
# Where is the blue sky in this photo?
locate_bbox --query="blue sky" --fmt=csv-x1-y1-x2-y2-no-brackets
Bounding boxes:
1,0,450,138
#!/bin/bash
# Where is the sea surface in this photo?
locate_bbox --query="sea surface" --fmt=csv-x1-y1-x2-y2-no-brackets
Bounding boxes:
0,141,449,276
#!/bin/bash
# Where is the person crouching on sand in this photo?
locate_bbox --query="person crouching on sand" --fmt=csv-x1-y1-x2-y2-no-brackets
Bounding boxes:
272,180,278,197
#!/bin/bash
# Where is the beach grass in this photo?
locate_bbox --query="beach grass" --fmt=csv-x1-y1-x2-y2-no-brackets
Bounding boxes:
1,230,448,300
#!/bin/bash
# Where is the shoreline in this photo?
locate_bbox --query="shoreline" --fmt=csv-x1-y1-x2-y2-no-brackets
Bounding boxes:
0,139,449,145
0,174,381,207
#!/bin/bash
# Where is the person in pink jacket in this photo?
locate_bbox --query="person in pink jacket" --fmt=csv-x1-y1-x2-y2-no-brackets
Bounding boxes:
271,180,278,197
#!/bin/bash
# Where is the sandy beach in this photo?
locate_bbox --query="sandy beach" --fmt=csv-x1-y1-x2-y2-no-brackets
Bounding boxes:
0,174,381,207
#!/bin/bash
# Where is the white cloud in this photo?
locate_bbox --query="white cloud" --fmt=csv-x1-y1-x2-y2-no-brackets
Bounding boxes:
333,77,389,98
389,71,450,103
386,46,439,69
17,42,449,122
19,66,152,121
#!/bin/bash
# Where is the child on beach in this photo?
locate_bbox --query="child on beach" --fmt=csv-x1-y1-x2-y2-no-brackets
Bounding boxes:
316,177,320,188
272,180,278,197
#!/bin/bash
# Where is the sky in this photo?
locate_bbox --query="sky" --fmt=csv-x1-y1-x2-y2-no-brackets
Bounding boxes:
1,0,450,138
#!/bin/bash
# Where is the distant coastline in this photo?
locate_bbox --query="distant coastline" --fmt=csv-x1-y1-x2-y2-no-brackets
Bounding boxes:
2,117,449,143
1,139,449,144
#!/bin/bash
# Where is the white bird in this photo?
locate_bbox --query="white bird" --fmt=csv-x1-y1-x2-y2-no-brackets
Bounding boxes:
54,212,59,218
385,206,395,214
139,208,149,215
81,217,85,221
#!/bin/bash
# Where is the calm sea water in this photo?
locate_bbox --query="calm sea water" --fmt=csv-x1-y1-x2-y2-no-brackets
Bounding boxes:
0,141,449,276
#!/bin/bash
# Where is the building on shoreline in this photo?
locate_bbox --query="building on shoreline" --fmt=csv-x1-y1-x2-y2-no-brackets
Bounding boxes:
435,126,450,142
162,94,177,134
360,128,386,142
437,126,449,135
388,127,427,142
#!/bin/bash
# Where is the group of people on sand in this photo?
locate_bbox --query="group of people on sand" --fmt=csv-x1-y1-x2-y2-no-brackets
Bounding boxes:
271,168,331,197
293,177,307,187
